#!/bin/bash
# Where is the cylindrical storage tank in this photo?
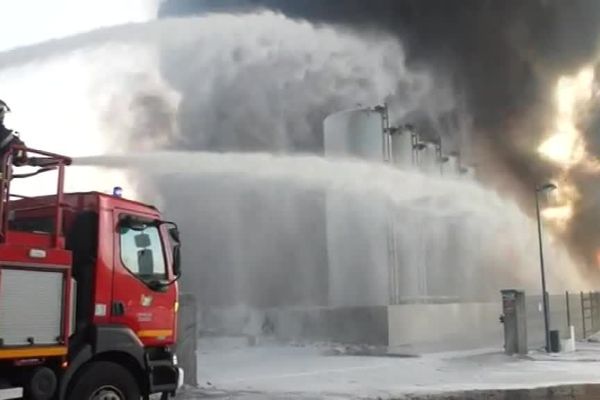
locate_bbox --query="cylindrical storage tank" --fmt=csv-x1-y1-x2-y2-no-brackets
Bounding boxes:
442,155,459,176
324,108,390,306
460,165,476,180
323,108,385,161
390,128,413,168
418,142,438,174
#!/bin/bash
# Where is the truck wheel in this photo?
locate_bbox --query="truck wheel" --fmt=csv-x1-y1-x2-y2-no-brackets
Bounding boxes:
67,361,141,400
24,366,57,400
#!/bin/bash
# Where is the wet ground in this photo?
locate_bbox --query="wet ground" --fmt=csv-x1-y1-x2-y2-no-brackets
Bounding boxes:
177,384,600,399
180,338,600,400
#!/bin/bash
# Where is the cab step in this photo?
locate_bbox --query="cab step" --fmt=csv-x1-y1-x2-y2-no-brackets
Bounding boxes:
0,387,22,400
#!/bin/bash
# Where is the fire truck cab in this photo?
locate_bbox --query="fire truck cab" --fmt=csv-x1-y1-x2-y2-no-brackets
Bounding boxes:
0,147,182,400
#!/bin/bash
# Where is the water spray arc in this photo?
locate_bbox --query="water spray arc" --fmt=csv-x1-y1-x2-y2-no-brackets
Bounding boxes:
2,8,597,345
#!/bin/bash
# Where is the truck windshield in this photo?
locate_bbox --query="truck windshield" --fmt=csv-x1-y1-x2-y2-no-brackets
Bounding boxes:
119,224,167,281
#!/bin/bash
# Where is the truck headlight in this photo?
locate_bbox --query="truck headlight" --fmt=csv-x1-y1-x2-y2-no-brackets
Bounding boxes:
172,354,178,365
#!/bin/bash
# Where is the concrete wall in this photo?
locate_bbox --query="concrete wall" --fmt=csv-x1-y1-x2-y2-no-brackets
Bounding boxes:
197,305,388,345
387,293,587,352
388,302,502,351
194,292,590,351
268,306,388,345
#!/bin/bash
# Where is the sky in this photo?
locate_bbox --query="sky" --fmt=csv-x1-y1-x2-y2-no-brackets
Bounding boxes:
0,0,159,52
0,0,161,196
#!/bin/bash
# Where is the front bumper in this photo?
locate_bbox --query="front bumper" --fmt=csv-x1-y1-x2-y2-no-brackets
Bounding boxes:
147,350,180,395
177,367,184,389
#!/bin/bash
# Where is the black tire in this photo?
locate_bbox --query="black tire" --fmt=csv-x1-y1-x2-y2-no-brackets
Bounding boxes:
24,366,57,400
67,361,141,400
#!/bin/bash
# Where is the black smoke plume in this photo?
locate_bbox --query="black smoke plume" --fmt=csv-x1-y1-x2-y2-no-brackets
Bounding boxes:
160,0,600,271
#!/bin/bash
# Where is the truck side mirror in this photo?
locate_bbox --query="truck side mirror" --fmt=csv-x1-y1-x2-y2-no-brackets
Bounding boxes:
156,221,181,279
168,226,180,243
172,245,181,278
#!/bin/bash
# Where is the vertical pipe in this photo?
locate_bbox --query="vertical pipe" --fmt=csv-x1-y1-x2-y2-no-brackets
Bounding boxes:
388,218,398,304
566,290,571,330
379,104,390,163
436,139,443,176
1,151,13,241
55,163,65,248
61,264,72,344
592,292,600,333
591,292,599,333
535,191,551,352
597,292,600,332
581,291,587,338
590,292,598,334
0,152,6,241
378,105,398,304
590,291,594,334
593,292,596,333
410,131,416,166
592,292,595,334
590,292,600,333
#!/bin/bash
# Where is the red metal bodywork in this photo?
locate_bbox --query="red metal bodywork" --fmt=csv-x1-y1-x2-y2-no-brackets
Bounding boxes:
109,200,179,347
0,147,73,361
0,147,181,399
0,147,178,356
8,192,179,348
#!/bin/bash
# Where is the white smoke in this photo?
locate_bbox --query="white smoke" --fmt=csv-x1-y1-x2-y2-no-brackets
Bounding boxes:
0,12,445,150
0,11,589,318
76,151,591,301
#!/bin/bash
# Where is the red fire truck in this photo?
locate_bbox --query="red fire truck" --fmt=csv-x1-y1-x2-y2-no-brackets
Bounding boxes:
0,146,182,400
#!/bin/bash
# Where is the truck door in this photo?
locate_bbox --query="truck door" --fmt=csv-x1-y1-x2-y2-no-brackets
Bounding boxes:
110,210,177,345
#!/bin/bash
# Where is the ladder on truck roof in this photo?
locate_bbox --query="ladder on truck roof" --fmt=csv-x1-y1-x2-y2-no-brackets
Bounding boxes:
0,145,72,247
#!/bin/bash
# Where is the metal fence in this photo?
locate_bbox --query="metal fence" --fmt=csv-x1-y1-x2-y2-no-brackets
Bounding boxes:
539,291,600,341
504,291,600,349
578,291,600,338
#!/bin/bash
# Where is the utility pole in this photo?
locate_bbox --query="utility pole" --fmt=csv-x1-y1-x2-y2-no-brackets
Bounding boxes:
535,182,557,352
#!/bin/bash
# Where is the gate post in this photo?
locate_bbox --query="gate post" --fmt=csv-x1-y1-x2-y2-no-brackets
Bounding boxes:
177,293,198,387
501,289,527,355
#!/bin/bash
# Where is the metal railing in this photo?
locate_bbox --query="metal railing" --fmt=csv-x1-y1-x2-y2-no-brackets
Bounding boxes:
0,145,72,247
578,291,600,338
553,290,600,339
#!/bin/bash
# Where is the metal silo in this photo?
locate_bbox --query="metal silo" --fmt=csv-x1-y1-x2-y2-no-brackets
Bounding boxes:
323,106,473,308
460,165,476,180
441,154,459,176
417,142,438,174
323,107,386,161
324,108,391,306
390,126,413,168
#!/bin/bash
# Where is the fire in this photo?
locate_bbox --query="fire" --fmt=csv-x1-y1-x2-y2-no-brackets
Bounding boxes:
537,66,596,229
538,66,593,166
540,176,578,231
537,133,584,167
541,204,573,228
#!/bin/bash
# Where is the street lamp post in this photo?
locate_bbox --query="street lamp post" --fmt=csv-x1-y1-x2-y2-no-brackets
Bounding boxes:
535,182,557,352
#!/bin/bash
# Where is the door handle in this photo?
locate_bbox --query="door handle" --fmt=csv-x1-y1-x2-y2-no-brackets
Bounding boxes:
112,301,125,316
